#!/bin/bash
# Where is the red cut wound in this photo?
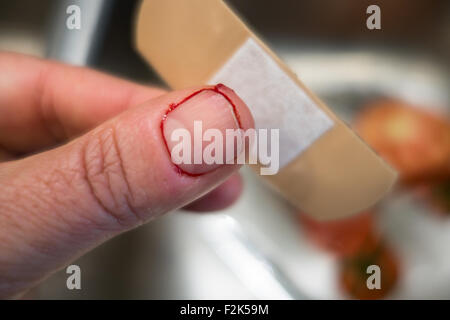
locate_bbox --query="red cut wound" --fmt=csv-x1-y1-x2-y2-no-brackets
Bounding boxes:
160,84,243,177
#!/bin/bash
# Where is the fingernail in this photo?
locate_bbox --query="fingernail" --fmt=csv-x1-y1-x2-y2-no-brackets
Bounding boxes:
162,87,243,175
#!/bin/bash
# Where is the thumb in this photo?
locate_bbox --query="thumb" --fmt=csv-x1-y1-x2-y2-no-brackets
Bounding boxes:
0,84,254,298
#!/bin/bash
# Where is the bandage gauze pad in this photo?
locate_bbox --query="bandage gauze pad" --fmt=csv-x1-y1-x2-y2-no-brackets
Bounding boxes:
135,0,397,220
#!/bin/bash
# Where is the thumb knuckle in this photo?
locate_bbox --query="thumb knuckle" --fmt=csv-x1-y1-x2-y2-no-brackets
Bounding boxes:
80,125,141,228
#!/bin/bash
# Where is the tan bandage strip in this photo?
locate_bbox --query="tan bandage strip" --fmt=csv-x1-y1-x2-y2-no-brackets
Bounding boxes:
208,38,334,168
135,0,397,220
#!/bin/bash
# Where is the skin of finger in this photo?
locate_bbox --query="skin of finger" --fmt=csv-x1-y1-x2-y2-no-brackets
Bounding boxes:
0,52,166,153
0,86,254,298
183,172,243,212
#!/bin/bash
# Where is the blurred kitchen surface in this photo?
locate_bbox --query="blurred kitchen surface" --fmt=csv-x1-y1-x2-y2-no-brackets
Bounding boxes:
1,0,449,299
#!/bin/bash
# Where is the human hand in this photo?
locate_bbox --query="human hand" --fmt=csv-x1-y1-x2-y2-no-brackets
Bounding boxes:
0,52,254,298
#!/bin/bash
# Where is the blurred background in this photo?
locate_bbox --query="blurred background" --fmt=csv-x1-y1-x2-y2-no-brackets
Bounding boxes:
0,0,449,299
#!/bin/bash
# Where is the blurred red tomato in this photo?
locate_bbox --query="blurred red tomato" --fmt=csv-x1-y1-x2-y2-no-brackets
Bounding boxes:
299,211,379,257
338,243,400,300
355,100,450,185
